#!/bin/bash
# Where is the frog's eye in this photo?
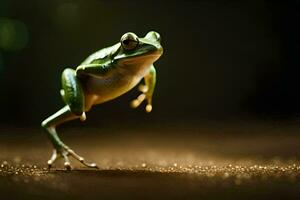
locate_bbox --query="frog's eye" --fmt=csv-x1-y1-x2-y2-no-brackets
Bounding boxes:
145,31,161,43
121,32,139,51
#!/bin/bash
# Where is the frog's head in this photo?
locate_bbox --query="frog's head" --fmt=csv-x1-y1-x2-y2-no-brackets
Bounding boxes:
113,31,163,70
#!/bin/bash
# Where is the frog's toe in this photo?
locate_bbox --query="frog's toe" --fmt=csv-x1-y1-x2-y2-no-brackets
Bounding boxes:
130,93,146,108
47,146,97,170
79,112,86,121
130,99,140,108
47,148,73,170
138,84,148,93
47,149,59,170
80,159,98,168
66,148,98,169
145,104,152,113
61,151,73,170
64,161,72,170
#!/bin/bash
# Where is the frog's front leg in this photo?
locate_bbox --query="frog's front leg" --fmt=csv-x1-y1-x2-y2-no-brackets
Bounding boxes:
131,65,156,113
41,68,97,170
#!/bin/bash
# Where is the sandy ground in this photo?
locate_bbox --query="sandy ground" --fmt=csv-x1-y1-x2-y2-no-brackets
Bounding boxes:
0,123,300,199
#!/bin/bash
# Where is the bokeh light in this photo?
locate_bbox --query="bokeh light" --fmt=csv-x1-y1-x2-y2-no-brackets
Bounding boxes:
0,53,3,72
54,2,80,29
0,52,3,91
0,18,28,51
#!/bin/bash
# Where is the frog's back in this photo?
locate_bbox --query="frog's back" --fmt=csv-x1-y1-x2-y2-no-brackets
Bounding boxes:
81,43,119,65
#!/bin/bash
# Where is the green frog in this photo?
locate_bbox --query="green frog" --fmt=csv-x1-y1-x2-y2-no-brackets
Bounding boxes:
41,31,163,170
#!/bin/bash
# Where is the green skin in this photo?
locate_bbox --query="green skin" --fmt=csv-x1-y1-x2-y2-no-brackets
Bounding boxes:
41,31,163,170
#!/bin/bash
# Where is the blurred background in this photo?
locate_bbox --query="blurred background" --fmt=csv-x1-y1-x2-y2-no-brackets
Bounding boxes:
0,1,300,199
0,0,299,127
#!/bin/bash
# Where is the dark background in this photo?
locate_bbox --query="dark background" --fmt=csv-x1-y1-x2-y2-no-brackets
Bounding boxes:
1,2,300,199
0,0,299,127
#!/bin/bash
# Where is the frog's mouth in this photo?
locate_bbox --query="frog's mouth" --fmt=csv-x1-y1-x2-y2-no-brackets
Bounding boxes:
115,54,159,68
115,44,163,61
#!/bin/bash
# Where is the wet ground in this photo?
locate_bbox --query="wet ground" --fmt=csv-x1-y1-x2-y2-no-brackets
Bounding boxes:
0,122,300,199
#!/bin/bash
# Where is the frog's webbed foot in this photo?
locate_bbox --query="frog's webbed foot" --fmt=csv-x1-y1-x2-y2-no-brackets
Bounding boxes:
130,85,152,113
47,146,98,170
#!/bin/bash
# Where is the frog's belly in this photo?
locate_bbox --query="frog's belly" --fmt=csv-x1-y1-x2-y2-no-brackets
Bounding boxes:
84,73,142,105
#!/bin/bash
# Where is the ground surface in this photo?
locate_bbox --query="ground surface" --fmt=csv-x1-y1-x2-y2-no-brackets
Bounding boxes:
0,122,300,199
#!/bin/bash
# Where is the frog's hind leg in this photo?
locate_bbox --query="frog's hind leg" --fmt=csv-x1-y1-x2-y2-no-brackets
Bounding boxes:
60,68,87,121
41,68,97,170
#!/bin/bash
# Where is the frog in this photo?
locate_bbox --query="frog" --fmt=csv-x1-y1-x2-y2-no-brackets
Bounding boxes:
41,31,163,170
